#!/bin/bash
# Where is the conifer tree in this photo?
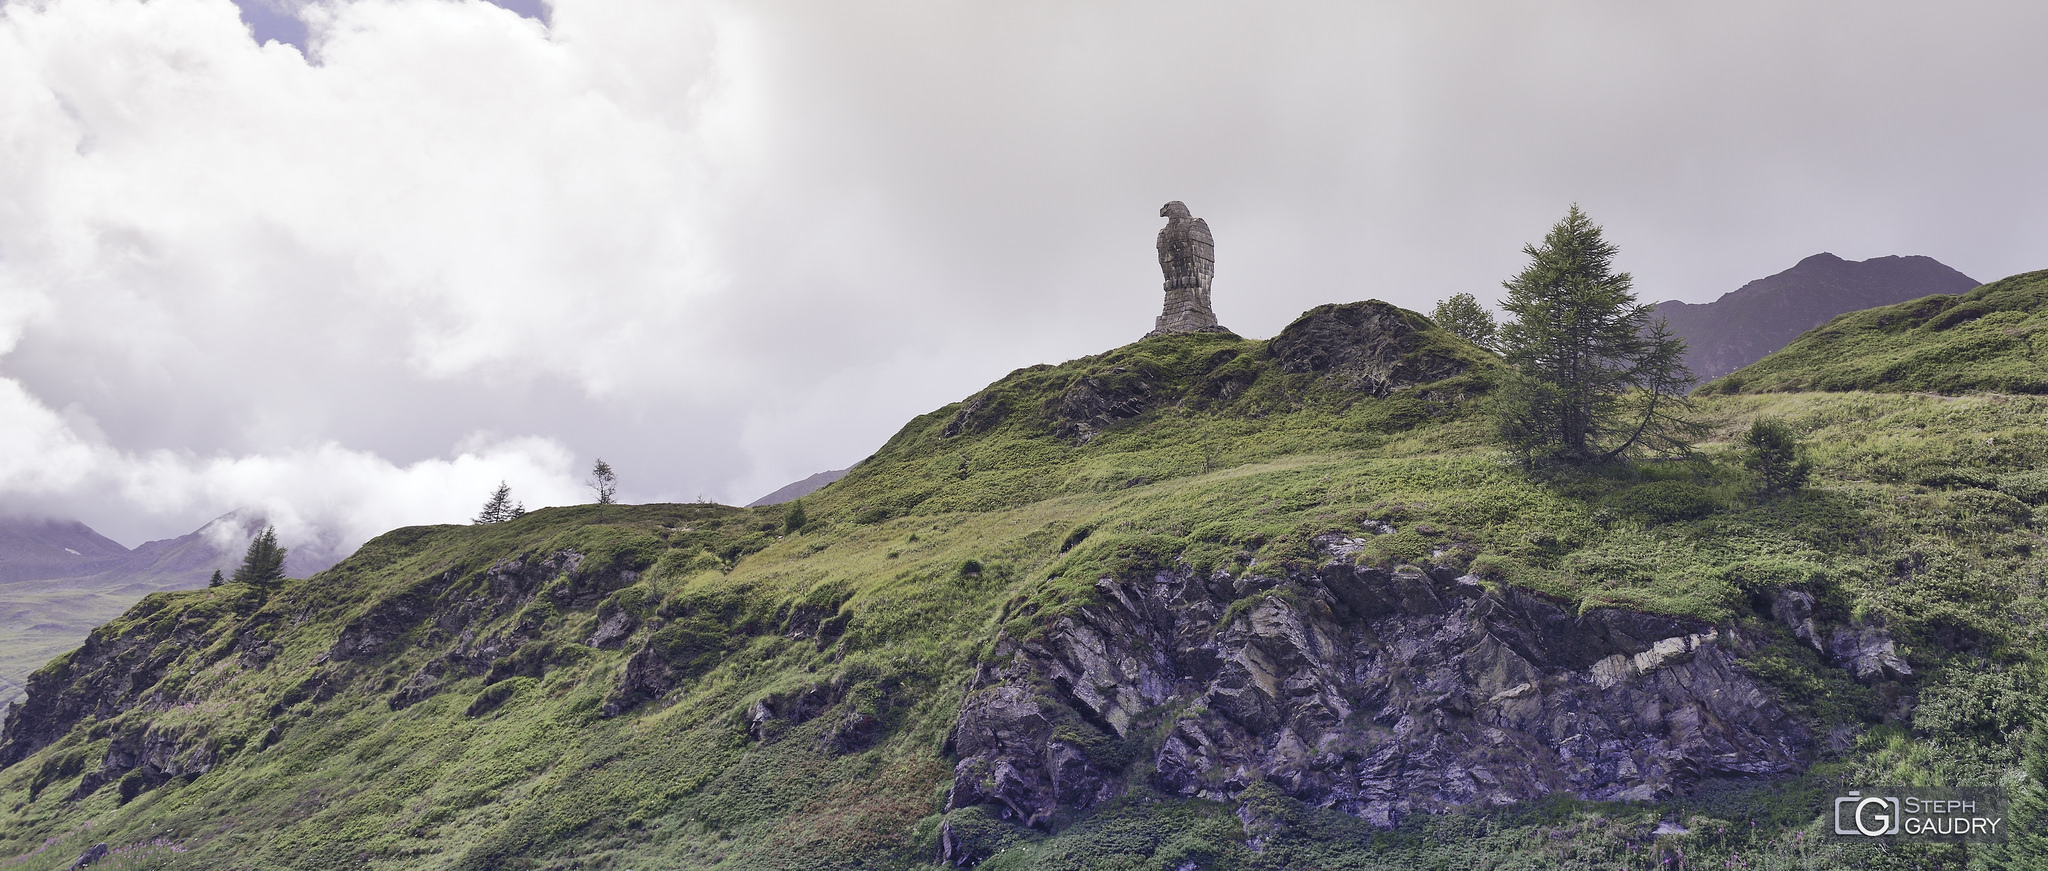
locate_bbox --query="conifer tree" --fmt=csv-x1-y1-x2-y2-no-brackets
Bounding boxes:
231,525,289,589
475,481,519,524
208,568,225,588
1494,205,1702,465
589,459,617,505
1430,292,1499,349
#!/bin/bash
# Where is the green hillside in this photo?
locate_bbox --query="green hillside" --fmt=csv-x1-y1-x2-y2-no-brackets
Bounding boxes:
1,298,2045,869
0,583,161,708
1704,268,2048,396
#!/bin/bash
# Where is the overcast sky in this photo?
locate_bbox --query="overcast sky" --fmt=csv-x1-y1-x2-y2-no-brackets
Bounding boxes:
1,0,2044,553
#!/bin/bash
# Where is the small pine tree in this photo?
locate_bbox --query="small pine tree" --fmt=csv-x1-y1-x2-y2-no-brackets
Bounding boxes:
1430,292,1499,349
475,481,517,524
783,499,808,534
208,568,225,588
1494,204,1702,465
589,459,617,505
231,525,289,589
1743,418,1811,495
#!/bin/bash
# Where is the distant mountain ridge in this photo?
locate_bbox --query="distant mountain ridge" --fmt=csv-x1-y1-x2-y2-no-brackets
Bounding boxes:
1652,253,1979,382
747,468,848,507
0,518,131,585
1707,267,2048,396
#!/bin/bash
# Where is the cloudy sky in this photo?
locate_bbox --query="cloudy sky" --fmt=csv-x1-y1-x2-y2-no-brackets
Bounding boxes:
1,0,2043,555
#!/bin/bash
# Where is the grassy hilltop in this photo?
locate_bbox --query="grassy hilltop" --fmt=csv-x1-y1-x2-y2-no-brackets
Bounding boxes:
1,295,2046,870
1705,268,2048,396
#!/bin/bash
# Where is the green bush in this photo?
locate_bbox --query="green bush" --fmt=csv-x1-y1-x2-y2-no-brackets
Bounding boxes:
1743,417,1811,495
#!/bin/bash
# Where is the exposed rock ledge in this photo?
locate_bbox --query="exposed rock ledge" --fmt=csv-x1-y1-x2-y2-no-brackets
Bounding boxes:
943,562,1808,851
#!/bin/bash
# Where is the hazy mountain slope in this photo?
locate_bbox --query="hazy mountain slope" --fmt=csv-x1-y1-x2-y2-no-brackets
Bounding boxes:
1706,268,2048,395
0,518,131,585
0,295,2043,869
747,469,849,507
0,516,248,709
1652,253,1978,381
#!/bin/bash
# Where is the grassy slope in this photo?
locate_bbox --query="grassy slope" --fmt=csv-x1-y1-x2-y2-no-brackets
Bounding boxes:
1704,268,2048,396
0,308,2044,869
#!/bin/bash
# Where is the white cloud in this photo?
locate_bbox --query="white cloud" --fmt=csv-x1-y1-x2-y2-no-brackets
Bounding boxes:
0,363,585,556
0,0,762,546
0,376,101,493
118,433,586,552
0,0,738,396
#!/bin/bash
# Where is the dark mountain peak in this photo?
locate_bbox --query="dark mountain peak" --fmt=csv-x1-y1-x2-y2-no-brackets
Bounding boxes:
1653,253,1979,382
0,516,131,584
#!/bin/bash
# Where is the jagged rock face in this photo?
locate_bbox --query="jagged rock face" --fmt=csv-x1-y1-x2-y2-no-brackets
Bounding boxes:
0,595,217,768
945,563,1808,834
1268,301,1471,397
1765,588,1912,681
68,843,108,870
1827,625,1912,681
71,723,217,802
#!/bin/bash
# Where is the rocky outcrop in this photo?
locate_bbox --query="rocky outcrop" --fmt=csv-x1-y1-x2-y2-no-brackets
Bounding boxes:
602,642,681,718
1267,301,1474,397
585,603,638,649
68,843,107,870
71,723,218,802
944,562,1809,836
328,551,589,665
346,550,647,711
0,595,217,767
1827,626,1912,681
1049,365,1171,444
1766,588,1911,681
601,614,739,717
742,675,893,754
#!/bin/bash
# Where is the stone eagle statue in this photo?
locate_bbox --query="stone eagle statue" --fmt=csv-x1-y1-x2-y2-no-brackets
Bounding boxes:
1148,201,1228,336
